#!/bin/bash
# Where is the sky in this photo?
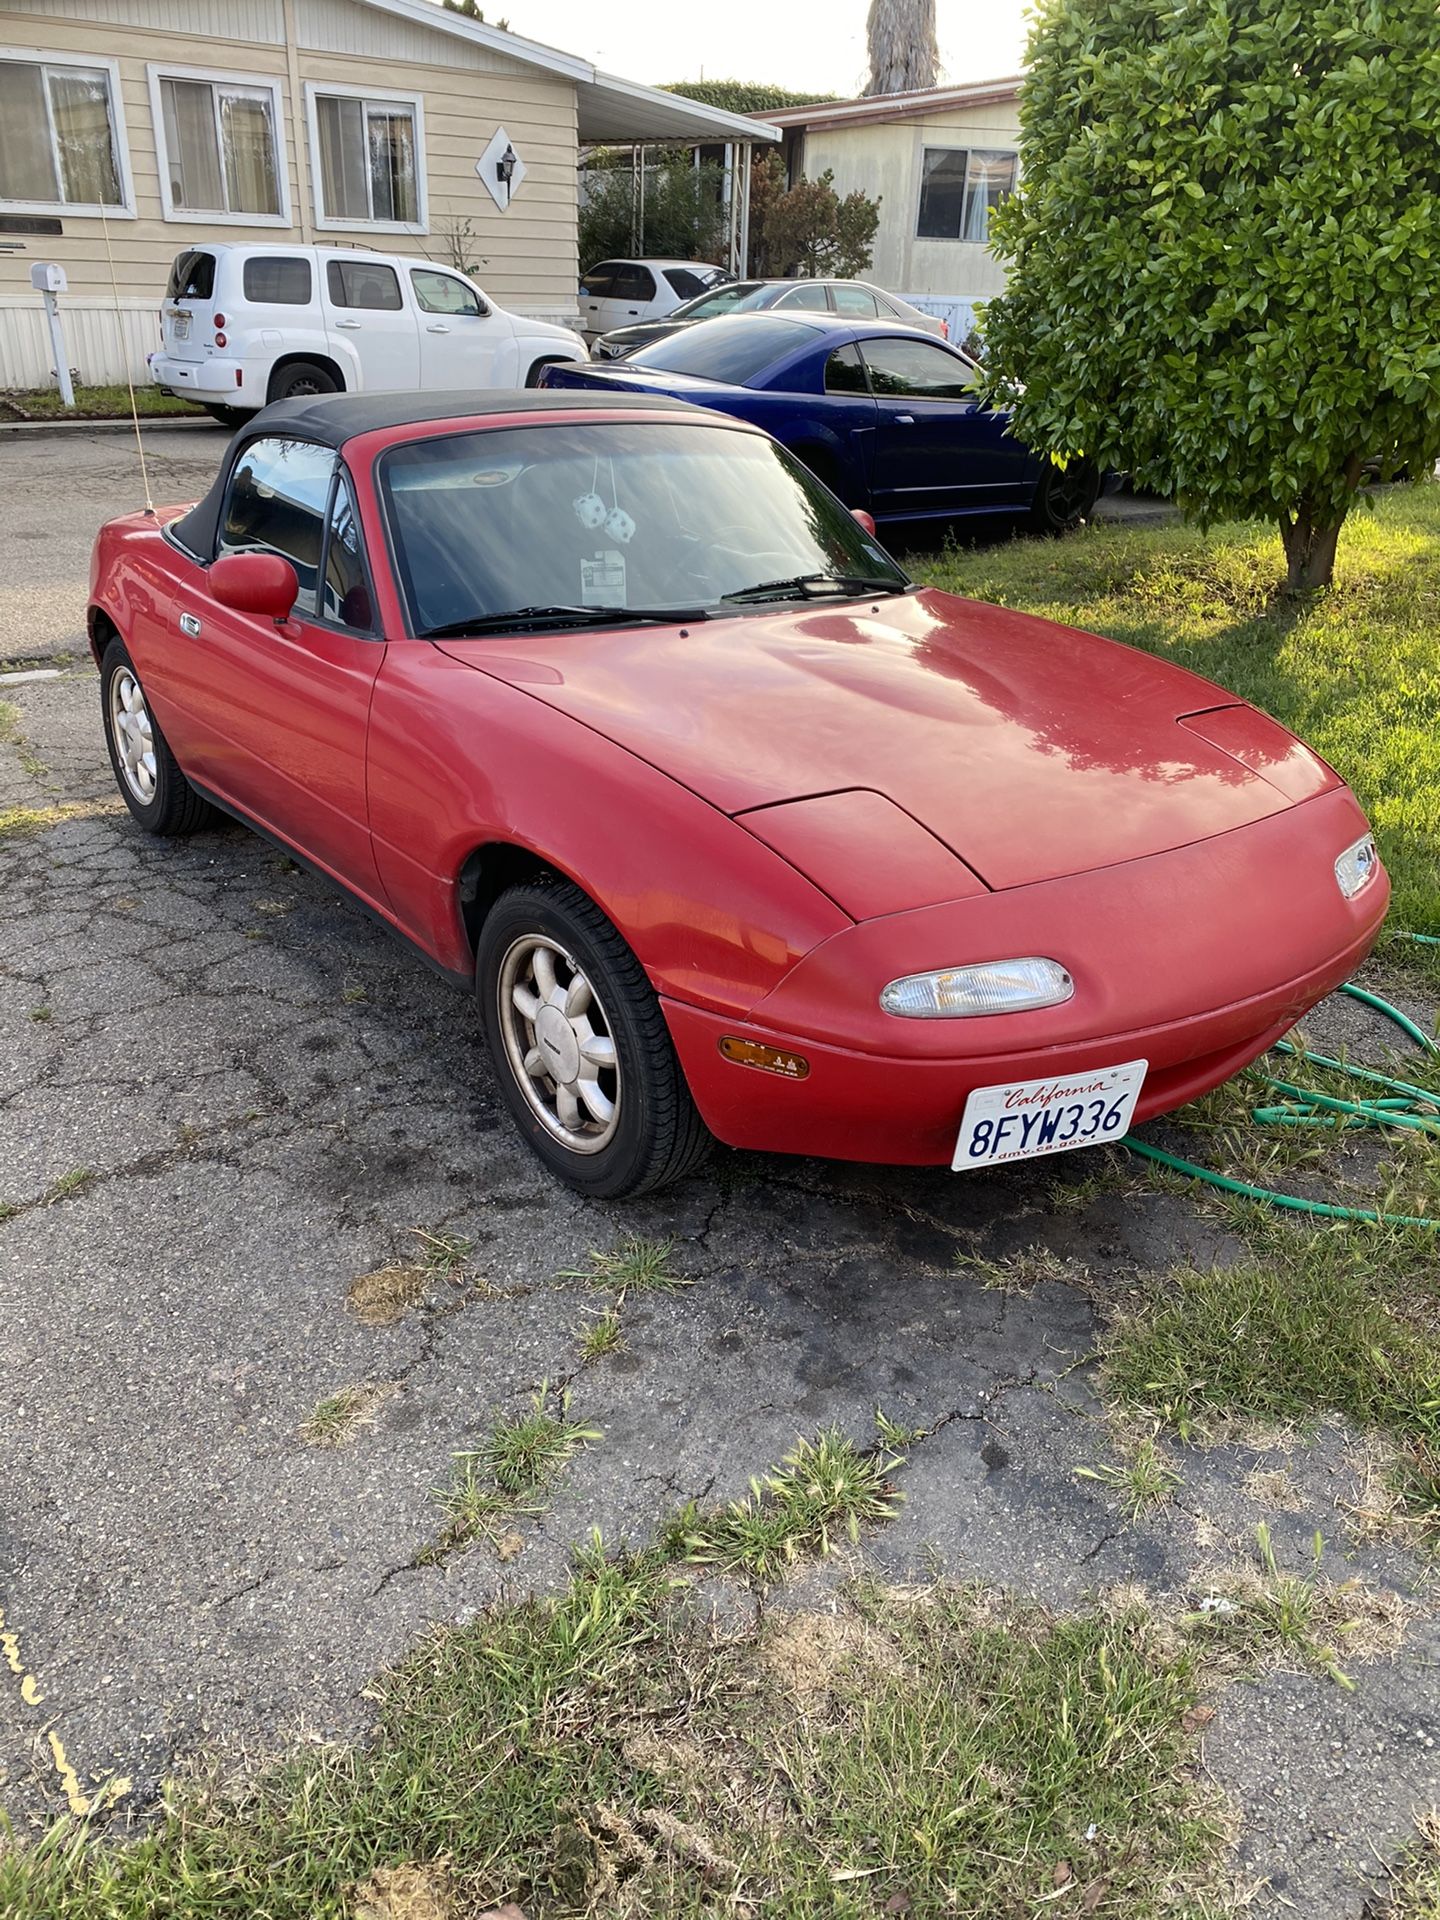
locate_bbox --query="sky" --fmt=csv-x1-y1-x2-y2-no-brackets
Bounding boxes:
505,1,1033,98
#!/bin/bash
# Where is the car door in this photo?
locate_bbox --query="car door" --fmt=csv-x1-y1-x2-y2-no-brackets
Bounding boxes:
165,434,387,895
772,282,833,315
409,266,515,389
860,335,1028,516
610,263,659,326
831,285,881,322
782,340,879,506
578,262,621,339
322,257,420,391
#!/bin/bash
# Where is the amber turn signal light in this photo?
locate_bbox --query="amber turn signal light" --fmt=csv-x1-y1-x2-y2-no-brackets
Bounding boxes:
718,1036,810,1079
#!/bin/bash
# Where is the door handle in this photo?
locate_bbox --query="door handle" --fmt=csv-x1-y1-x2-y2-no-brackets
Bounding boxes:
626,308,639,315
425,322,452,333
178,611,202,637
334,318,361,329
895,413,915,425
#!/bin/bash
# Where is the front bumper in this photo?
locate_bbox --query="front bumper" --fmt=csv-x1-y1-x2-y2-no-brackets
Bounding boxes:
661,788,1390,1167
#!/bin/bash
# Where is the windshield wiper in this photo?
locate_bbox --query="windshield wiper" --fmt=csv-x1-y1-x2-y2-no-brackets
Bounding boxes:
422,604,712,639
720,573,908,605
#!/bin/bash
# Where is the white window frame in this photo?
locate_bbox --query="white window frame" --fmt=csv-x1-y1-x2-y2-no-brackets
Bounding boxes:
914,145,1019,245
304,81,427,236
0,46,135,219
147,64,291,227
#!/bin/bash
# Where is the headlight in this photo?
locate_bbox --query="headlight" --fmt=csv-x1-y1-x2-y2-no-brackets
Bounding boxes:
1334,833,1380,900
880,957,1074,1019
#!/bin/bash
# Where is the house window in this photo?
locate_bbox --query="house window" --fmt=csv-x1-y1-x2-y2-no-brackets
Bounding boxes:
309,86,423,229
0,54,127,213
152,69,285,221
916,148,1017,242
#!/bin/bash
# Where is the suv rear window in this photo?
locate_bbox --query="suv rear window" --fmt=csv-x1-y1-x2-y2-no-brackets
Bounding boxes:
326,259,402,311
166,249,215,301
243,256,312,304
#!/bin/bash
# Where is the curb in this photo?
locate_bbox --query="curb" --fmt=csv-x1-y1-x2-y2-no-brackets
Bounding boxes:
0,415,221,438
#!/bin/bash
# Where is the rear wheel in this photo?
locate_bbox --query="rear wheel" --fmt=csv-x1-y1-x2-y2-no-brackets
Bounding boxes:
268,360,340,404
100,638,214,835
476,877,711,1198
1029,458,1101,534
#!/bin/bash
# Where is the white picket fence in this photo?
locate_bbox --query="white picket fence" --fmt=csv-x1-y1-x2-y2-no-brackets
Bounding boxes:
0,298,161,393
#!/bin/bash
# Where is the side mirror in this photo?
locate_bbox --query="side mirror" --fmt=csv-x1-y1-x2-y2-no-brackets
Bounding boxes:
210,552,299,623
851,508,878,537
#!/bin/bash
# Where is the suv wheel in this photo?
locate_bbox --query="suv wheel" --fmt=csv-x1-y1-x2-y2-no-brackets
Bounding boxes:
269,361,340,403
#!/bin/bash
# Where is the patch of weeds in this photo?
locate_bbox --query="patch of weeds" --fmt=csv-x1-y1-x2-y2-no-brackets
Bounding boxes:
577,1306,624,1363
341,982,368,1004
28,1005,51,1023
874,1407,926,1449
1046,1150,1152,1210
0,698,20,742
0,800,119,839
0,1201,19,1223
664,1426,905,1585
1077,1431,1181,1521
1374,1810,1440,1920
0,1555,1229,1920
562,1234,690,1293
962,1241,1089,1294
44,1168,93,1204
1101,1226,1440,1534
300,1384,391,1448
1183,1522,1409,1689
348,1228,473,1324
431,1384,598,1554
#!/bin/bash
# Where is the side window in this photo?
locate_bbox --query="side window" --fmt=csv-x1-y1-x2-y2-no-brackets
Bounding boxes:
322,472,373,630
217,437,335,616
580,264,617,298
776,283,831,311
832,285,879,317
411,268,483,317
859,338,976,400
664,267,705,300
614,264,656,302
326,258,402,311
243,255,312,304
824,344,869,395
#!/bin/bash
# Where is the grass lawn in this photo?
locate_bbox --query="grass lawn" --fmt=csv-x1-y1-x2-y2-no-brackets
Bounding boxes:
910,482,1440,939
0,383,205,421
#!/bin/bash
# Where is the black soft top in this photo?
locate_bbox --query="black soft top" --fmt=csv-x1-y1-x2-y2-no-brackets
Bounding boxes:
169,387,709,561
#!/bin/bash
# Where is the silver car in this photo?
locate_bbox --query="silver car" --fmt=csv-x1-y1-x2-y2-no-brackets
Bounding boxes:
590,277,947,360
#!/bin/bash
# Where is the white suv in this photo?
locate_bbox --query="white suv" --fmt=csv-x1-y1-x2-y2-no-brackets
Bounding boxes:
149,244,588,425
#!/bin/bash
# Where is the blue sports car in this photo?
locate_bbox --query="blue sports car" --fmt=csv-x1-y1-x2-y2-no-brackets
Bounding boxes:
538,313,1100,534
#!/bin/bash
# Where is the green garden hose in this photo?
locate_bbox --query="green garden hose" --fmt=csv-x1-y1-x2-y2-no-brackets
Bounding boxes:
1122,976,1440,1229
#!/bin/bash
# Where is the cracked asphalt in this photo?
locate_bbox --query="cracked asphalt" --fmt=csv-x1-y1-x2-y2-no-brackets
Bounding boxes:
2,423,1438,1915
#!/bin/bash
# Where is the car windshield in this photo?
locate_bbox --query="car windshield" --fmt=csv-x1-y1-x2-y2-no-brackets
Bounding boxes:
380,420,909,636
670,282,770,321
625,315,816,384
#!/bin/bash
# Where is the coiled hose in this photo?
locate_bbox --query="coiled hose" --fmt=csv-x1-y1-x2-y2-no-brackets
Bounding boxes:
1122,949,1440,1229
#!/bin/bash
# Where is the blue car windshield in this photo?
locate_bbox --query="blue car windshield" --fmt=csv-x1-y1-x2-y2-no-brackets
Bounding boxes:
626,315,818,384
379,419,908,635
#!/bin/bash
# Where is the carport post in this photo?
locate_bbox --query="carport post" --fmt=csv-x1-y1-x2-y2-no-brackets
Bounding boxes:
31,263,74,408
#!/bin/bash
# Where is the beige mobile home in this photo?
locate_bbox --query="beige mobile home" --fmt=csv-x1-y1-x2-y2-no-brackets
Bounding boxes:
0,0,775,389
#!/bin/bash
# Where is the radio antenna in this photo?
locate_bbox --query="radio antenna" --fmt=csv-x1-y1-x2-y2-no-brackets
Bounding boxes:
99,204,155,517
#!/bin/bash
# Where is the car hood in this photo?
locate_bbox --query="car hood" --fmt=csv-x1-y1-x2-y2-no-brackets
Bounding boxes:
438,590,1336,895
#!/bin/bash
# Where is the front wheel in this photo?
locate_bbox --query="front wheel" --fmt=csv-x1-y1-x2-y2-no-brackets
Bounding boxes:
476,878,711,1197
100,638,214,835
1028,458,1100,535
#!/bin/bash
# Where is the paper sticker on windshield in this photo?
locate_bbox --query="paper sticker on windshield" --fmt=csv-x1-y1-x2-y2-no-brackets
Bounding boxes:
581,549,626,608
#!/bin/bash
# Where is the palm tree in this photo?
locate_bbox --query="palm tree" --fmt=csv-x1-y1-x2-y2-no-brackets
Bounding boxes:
863,0,940,96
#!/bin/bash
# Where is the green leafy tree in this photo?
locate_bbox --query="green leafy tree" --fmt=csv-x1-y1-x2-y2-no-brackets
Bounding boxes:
979,0,1440,591
663,80,839,113
762,168,881,278
441,0,510,24
579,148,729,269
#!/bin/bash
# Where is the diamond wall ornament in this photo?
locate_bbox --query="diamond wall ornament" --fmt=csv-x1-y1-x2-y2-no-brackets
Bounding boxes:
476,127,526,210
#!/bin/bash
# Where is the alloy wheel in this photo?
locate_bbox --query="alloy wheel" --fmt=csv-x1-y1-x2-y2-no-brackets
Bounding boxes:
109,665,157,804
497,935,621,1153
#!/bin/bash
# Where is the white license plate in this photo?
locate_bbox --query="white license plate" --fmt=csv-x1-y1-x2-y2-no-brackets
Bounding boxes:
952,1059,1148,1171
170,314,190,341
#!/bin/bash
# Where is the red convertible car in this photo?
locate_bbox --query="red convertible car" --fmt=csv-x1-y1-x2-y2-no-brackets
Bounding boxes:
90,393,1388,1196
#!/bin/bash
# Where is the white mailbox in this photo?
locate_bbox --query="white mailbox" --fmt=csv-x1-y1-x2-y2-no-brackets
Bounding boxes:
30,261,67,294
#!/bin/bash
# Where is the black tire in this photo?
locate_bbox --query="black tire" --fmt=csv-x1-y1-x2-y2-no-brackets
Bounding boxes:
268,360,340,404
203,404,252,428
476,877,711,1198
99,637,214,836
525,357,565,388
1028,457,1101,534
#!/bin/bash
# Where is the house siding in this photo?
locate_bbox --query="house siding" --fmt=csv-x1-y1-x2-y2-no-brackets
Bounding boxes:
798,99,1021,323
0,0,579,385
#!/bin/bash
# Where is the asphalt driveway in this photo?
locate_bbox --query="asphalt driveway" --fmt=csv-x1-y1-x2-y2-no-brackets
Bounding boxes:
0,422,1436,1915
